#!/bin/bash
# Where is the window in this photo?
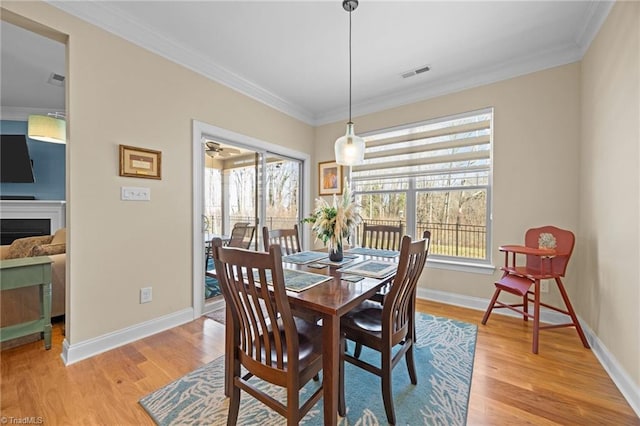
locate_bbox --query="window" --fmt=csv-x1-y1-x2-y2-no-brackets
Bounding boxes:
352,108,492,264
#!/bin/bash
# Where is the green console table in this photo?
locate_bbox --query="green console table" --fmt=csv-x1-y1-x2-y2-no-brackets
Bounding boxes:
0,256,53,349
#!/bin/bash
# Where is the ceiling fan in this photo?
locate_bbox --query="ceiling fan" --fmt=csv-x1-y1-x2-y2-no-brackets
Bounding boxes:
204,140,241,158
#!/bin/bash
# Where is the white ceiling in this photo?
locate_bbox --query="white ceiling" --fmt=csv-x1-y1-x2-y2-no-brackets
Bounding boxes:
1,21,66,113
2,1,612,125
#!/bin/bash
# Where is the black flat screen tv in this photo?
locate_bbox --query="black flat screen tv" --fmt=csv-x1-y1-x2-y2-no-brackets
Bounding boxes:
1,134,35,183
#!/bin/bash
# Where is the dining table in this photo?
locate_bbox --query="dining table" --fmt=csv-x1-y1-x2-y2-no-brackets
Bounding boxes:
209,249,399,426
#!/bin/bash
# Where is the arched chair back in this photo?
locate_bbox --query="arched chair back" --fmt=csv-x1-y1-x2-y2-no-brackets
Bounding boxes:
369,230,431,304
262,225,301,255
361,222,403,251
524,225,574,276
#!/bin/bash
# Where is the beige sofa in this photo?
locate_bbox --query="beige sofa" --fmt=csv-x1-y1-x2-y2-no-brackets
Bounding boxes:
0,228,66,329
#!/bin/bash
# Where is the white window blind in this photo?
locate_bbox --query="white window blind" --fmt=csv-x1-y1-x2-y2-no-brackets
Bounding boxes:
352,108,492,191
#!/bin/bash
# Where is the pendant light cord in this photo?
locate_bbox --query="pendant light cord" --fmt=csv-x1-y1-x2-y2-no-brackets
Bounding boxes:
348,7,352,123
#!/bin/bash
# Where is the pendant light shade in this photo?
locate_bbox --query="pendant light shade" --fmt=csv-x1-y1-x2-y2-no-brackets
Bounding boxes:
28,114,66,144
335,122,365,165
334,0,365,166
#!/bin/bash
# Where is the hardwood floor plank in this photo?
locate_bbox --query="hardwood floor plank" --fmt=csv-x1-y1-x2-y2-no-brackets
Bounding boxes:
1,301,637,425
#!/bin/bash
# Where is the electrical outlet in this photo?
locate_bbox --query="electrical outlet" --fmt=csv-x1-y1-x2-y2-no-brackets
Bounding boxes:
140,287,153,303
540,281,549,293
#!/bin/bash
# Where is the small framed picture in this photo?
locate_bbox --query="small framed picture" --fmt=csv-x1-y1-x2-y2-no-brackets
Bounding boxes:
119,145,161,180
318,161,343,196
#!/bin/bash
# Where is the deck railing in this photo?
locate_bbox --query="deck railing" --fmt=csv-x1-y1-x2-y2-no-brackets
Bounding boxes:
356,219,487,260
205,215,486,259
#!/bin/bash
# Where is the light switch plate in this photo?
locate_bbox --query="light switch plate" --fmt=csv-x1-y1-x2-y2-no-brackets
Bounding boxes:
121,186,151,201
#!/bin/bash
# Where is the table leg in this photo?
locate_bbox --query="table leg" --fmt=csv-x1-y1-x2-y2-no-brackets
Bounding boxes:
322,313,339,426
42,282,52,350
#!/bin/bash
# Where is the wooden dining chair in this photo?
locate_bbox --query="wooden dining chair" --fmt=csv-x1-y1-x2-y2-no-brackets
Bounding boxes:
210,239,324,426
263,225,322,324
361,222,403,251
481,225,590,354
369,230,431,305
338,234,429,425
262,225,301,254
226,222,255,249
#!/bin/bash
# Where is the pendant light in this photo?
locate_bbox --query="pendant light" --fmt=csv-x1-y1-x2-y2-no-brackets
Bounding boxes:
28,113,66,144
334,0,365,166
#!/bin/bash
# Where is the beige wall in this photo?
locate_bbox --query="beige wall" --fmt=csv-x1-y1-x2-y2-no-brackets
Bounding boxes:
2,1,314,343
579,1,640,387
316,63,582,303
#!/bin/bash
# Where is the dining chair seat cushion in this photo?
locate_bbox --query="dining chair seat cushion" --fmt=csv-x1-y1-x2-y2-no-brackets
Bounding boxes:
257,318,322,368
343,301,383,333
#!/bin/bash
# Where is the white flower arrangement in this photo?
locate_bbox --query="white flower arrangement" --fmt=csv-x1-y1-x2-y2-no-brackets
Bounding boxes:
304,180,361,253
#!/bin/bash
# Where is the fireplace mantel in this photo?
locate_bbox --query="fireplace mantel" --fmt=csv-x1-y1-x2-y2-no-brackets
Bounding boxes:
0,200,66,232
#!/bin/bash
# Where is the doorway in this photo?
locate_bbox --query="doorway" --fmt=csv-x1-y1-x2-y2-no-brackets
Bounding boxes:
192,121,310,317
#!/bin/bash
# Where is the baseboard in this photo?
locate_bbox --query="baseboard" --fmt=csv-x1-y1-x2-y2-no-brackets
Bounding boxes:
580,320,640,418
416,287,568,324
417,288,640,418
61,308,194,365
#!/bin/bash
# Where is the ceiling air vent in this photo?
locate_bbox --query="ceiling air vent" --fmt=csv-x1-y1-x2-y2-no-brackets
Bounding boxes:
47,73,65,87
401,65,431,79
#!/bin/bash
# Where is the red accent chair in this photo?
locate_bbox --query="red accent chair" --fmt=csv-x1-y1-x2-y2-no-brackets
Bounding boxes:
481,225,590,354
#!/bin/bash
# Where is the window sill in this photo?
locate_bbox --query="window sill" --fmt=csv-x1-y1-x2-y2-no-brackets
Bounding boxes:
426,258,496,275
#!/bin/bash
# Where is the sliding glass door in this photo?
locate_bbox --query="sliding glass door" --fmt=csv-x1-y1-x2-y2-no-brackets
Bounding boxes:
201,140,303,310
263,153,302,237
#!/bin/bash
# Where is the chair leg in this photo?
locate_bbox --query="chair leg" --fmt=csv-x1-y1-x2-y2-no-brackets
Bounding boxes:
405,339,417,385
226,383,240,426
532,280,541,354
555,277,591,349
381,351,396,425
481,288,501,324
287,385,299,426
338,337,346,417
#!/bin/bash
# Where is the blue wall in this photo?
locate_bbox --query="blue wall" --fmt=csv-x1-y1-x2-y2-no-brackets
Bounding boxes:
0,120,65,200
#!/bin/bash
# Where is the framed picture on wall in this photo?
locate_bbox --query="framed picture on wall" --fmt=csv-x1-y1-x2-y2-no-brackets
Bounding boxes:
318,161,343,196
119,145,162,179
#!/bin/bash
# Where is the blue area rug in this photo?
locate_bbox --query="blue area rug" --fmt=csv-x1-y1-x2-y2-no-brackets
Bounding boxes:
205,258,221,299
139,313,477,425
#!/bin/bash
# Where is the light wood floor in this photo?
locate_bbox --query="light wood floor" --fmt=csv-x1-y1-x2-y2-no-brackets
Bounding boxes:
1,301,638,425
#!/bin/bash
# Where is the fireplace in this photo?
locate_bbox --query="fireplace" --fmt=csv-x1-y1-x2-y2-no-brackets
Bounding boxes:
0,218,51,245
0,200,65,246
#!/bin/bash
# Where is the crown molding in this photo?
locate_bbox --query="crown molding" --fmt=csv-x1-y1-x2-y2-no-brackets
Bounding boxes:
1,106,63,121
317,42,583,126
46,0,315,124
46,0,612,127
575,0,615,56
